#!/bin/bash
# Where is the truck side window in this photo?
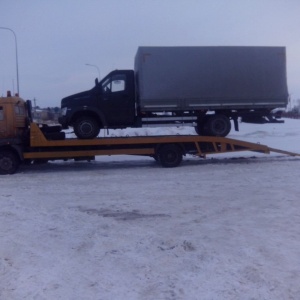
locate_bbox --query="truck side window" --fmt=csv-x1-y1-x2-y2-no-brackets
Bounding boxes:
102,74,126,93
0,107,3,120
111,75,125,92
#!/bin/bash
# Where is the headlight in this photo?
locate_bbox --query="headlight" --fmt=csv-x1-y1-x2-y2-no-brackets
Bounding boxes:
61,107,68,116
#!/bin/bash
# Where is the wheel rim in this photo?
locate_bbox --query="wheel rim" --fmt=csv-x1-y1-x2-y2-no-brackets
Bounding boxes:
74,117,100,139
0,157,13,171
79,121,93,136
159,144,182,167
212,119,227,135
165,151,178,164
208,115,231,137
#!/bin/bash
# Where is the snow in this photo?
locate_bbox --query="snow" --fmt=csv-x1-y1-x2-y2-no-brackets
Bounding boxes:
1,119,300,300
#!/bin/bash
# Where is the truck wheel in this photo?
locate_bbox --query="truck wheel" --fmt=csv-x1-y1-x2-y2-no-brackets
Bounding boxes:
158,144,183,168
0,150,20,175
74,116,100,139
204,114,231,137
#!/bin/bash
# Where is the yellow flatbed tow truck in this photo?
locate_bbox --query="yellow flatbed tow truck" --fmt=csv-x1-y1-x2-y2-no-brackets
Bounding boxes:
1,94,299,175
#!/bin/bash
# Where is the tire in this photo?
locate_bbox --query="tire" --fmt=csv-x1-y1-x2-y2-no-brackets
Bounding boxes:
204,114,231,137
73,116,100,139
157,144,183,168
0,150,20,175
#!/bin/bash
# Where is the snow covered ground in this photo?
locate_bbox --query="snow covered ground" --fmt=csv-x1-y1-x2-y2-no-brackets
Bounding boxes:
1,119,300,300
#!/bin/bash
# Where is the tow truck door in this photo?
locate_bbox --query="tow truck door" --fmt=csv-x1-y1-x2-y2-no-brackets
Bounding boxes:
0,100,27,139
99,70,135,127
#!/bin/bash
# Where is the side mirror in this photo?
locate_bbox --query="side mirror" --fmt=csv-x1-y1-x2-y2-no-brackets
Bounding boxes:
95,78,99,86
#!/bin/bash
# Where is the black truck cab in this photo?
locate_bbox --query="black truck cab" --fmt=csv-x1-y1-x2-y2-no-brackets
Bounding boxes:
59,70,136,139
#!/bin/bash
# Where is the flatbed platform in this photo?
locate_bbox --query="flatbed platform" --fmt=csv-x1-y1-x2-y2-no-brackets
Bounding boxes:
22,123,300,168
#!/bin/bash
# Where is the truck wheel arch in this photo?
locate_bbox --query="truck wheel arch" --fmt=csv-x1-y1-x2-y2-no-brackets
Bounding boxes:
0,145,23,161
70,109,106,128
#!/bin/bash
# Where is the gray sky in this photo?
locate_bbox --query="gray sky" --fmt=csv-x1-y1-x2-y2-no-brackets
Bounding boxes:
1,0,300,107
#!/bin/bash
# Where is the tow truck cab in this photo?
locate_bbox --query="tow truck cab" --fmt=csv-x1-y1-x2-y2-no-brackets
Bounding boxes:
0,93,65,174
0,93,28,140
0,93,30,174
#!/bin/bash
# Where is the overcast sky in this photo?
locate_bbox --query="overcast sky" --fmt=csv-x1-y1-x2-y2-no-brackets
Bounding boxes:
1,0,300,107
